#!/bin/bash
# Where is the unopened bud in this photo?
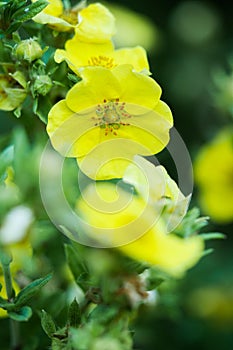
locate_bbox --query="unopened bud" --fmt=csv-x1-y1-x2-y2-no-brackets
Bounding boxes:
33,75,52,96
14,39,43,62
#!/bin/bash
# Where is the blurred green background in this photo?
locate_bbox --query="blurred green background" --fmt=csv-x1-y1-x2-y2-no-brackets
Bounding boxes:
1,0,233,349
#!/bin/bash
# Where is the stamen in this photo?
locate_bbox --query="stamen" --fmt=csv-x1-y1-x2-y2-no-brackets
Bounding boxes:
93,98,132,136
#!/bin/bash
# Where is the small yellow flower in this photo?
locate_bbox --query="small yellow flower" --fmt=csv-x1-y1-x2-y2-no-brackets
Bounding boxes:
194,128,233,223
55,36,149,75
0,72,27,111
76,179,203,277
33,1,115,41
47,65,173,180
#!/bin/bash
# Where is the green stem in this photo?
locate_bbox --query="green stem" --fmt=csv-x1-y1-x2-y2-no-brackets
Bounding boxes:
0,251,21,350
3,263,14,300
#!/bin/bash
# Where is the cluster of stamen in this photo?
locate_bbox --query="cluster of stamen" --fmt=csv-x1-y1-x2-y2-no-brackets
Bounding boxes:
93,98,131,136
60,9,79,25
88,56,116,69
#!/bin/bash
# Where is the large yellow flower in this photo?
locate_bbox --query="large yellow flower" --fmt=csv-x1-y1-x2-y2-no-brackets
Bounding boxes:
194,128,233,223
33,1,115,40
55,36,149,75
47,65,173,180
75,175,203,277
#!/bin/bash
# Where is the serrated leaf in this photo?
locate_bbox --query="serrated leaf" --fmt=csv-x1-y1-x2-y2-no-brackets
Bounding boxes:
8,306,32,322
41,309,56,338
68,298,81,328
14,274,52,307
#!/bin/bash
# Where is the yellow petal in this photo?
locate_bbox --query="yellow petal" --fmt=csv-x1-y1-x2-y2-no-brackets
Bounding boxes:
66,67,121,112
33,12,73,31
55,40,114,75
76,182,204,277
75,3,116,42
34,0,63,16
113,46,149,72
112,64,162,111
47,99,100,157
120,229,204,277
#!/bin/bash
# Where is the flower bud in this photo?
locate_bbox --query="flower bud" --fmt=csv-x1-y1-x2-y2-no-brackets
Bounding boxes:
14,39,43,62
33,75,52,96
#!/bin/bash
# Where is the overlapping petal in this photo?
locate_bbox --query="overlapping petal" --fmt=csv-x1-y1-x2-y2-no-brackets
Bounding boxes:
55,36,149,74
76,182,204,277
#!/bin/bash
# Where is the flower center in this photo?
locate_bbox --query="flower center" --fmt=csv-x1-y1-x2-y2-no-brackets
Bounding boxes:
88,56,116,69
60,9,78,25
93,99,131,136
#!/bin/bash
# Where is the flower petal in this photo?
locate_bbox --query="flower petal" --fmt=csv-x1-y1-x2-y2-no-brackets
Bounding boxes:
113,46,149,72
112,64,162,110
66,67,121,112
75,3,116,42
47,100,100,157
55,40,114,74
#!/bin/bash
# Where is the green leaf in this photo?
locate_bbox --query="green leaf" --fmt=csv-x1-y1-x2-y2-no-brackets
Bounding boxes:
68,298,81,328
8,306,32,322
41,309,56,338
14,274,52,307
12,0,48,22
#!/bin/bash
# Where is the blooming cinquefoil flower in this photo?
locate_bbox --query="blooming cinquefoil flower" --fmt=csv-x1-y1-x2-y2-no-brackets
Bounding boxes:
55,36,149,75
47,65,173,179
32,1,116,41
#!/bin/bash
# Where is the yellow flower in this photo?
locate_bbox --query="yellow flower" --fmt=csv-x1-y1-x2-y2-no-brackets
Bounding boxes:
32,1,115,40
47,65,173,180
0,72,27,111
55,36,149,75
0,275,20,318
76,179,203,277
194,128,233,223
